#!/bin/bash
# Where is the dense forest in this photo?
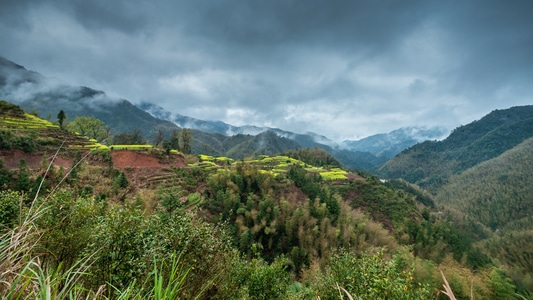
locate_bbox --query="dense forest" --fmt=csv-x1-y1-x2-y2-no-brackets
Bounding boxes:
0,101,529,299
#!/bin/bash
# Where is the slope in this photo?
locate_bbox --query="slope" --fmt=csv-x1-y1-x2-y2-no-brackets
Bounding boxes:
435,137,533,230
378,105,533,191
435,137,533,290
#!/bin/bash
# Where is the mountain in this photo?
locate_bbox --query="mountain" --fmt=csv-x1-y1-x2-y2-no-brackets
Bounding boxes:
376,106,533,290
139,101,271,136
434,137,533,290
341,126,448,158
0,56,326,161
0,56,179,139
435,136,533,231
0,56,445,170
378,105,533,191
140,102,447,170
140,101,338,147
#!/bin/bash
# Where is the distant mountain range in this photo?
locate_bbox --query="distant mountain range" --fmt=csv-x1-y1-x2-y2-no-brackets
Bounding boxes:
0,55,447,170
140,101,448,168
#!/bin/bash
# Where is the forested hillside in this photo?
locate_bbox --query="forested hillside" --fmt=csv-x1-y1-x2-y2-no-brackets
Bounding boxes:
375,105,533,293
1,103,525,299
435,137,533,290
378,105,533,192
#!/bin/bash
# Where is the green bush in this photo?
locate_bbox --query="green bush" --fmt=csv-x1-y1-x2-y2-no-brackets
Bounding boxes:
312,249,433,299
0,190,24,229
15,135,37,153
219,256,292,300
0,129,14,150
84,206,153,292
36,190,106,270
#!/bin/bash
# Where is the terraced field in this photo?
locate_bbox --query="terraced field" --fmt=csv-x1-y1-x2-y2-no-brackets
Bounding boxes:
193,154,350,181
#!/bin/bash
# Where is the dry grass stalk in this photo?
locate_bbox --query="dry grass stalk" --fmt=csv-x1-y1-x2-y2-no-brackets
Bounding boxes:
0,142,99,298
439,268,457,300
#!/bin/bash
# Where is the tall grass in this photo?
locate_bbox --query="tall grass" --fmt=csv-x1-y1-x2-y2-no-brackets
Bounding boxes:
0,141,103,299
110,253,190,300
0,193,191,299
0,193,105,299
0,142,194,299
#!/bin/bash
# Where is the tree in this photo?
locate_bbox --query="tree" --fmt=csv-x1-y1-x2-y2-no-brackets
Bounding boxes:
57,110,66,129
113,133,132,145
0,158,11,187
180,128,193,154
153,129,165,147
162,140,172,155
15,158,31,192
112,129,146,145
67,116,110,143
130,129,146,145
115,171,129,188
170,129,180,150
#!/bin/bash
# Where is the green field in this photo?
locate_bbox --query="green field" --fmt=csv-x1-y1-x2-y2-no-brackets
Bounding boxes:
1,113,60,130
191,154,348,180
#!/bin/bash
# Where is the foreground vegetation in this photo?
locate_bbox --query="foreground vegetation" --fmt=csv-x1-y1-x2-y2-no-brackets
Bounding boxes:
0,156,523,299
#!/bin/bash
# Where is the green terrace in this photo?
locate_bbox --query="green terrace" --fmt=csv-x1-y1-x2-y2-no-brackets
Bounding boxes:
68,144,155,151
192,154,349,181
0,113,60,130
109,144,154,150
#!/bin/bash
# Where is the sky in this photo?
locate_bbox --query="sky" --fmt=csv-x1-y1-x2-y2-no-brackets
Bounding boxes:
1,0,532,140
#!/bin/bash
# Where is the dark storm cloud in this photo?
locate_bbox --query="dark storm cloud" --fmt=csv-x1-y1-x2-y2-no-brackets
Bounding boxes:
0,0,532,140
432,1,533,98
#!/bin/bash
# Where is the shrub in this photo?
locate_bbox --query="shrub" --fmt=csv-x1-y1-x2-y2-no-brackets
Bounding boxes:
15,135,36,153
219,256,292,300
310,249,433,299
0,130,14,150
0,190,24,229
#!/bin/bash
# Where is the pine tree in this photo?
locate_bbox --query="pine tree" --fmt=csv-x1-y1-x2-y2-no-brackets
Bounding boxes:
57,110,66,129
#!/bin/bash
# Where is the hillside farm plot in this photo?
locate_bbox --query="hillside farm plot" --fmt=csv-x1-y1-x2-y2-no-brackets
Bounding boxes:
109,144,154,150
190,154,349,181
1,113,60,130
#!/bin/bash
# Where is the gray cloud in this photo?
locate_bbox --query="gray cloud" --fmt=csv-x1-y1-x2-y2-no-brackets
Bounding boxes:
1,0,532,140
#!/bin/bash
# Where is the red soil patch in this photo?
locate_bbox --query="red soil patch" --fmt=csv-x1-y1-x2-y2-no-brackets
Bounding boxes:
1,149,43,169
112,151,163,169
109,151,189,191
111,150,188,170
1,149,188,174
50,156,74,169
1,149,74,170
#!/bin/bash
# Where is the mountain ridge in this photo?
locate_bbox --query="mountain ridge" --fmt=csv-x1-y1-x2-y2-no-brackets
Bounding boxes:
1,55,446,170
140,101,448,169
